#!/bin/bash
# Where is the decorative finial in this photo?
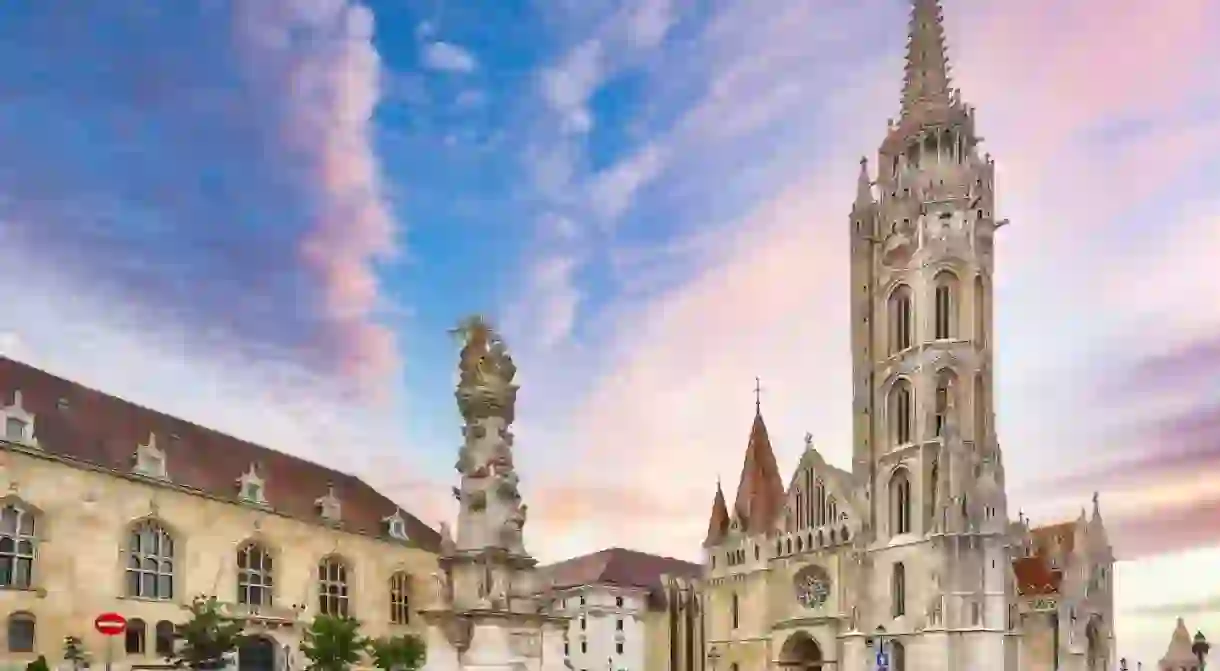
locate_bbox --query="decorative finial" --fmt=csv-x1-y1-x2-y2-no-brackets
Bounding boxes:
804,432,813,450
754,377,763,413
1092,491,1100,515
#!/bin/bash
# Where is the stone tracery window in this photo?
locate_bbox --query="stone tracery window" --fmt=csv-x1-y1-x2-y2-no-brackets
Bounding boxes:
890,381,914,446
889,285,914,352
890,469,912,535
934,271,958,340
237,542,274,607
891,562,906,617
126,520,175,600
390,571,411,625
318,556,350,617
0,502,37,589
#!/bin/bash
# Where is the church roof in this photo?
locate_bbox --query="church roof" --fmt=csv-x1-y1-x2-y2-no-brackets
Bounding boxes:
537,547,701,594
1031,521,1077,556
703,481,729,547
901,0,953,117
1161,617,1200,667
1012,556,1060,596
731,408,786,534
0,356,440,551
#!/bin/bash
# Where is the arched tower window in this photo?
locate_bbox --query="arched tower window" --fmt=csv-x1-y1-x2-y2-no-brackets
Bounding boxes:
730,593,740,630
934,369,957,436
889,286,914,352
974,275,986,348
889,381,914,446
126,519,175,600
317,556,350,617
891,562,906,617
815,481,826,526
974,373,987,442
0,501,38,589
827,497,837,524
889,469,912,535
934,271,958,340
237,542,274,607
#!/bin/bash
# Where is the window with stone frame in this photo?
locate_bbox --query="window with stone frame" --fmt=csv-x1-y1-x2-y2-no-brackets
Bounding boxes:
889,285,914,352
890,381,914,446
155,620,175,657
6,612,35,653
125,618,147,654
891,562,906,617
126,520,175,600
389,571,411,625
889,469,912,535
3,418,26,442
0,502,37,589
317,556,350,617
237,542,274,607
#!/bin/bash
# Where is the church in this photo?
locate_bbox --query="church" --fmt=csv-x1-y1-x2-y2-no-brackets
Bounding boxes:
698,1,1115,670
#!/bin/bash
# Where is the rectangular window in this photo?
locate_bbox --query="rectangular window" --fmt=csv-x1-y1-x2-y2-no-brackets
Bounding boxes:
616,618,623,631
616,642,624,654
615,596,624,607
580,616,586,630
581,641,587,654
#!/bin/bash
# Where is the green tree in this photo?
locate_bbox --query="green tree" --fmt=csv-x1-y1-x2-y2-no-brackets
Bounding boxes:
300,615,368,671
63,636,90,670
25,656,50,671
167,595,247,669
368,634,426,671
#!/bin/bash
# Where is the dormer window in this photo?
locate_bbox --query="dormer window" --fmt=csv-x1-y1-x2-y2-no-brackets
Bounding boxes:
1,391,38,447
133,434,168,480
316,484,341,523
237,463,267,505
383,509,409,541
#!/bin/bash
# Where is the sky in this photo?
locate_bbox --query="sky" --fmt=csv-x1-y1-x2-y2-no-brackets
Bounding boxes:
0,0,1217,664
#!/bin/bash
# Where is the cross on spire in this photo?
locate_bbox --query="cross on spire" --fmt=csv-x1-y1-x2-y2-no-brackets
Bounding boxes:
754,377,763,413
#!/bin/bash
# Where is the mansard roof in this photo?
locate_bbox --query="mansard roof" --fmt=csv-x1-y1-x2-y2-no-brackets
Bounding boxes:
537,547,701,594
0,356,439,552
731,409,785,534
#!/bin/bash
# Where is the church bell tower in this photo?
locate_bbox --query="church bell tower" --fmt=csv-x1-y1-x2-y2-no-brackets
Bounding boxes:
848,0,1015,668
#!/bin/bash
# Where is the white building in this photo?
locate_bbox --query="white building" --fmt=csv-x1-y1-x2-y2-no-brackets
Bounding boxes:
538,548,702,671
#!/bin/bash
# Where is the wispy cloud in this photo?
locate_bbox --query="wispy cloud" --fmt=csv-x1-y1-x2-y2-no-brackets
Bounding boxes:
421,41,479,73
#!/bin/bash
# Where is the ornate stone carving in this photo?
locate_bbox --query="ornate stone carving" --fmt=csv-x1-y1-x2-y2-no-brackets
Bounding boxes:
442,616,473,652
432,569,453,608
793,564,833,609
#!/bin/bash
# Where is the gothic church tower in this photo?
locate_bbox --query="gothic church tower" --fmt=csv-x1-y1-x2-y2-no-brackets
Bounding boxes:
848,0,1016,667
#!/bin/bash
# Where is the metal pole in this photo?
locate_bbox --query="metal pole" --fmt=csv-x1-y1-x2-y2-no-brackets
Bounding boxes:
104,637,113,671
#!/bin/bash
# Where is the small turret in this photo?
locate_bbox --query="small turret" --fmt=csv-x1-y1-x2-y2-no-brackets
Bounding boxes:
853,157,875,214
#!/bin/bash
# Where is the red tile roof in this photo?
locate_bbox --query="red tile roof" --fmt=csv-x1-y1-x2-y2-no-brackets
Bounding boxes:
0,356,439,552
537,547,701,595
1012,556,1061,596
730,410,785,535
703,483,729,547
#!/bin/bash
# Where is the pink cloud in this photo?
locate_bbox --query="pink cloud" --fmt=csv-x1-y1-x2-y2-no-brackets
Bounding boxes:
517,0,1220,563
233,0,399,393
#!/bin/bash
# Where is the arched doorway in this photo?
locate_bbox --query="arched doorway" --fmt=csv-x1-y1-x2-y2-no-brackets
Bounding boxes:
238,635,277,671
779,631,824,670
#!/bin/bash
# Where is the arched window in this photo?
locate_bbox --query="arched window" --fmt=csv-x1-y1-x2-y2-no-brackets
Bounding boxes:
815,481,826,526
237,542,274,607
974,373,987,442
928,458,940,525
126,520,175,600
827,497,837,524
125,618,146,654
974,275,986,347
934,272,957,340
892,563,906,617
6,612,35,653
0,501,38,589
154,620,175,657
890,469,912,535
730,593,739,629
889,286,914,352
934,369,956,436
890,381,914,445
891,640,907,671
390,571,412,625
318,556,350,617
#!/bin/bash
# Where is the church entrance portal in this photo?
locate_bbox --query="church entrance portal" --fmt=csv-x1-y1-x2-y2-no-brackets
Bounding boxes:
779,632,825,671
237,635,277,671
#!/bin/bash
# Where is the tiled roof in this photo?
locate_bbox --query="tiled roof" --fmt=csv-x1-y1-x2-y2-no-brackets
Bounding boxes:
731,410,785,534
1031,521,1076,557
703,483,729,547
1012,556,1060,596
0,356,439,552
537,547,701,594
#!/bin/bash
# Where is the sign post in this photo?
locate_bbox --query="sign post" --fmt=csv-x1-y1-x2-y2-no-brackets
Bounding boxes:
94,612,127,671
876,650,889,671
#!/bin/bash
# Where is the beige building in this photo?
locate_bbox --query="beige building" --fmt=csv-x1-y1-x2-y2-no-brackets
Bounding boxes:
698,1,1114,670
0,356,440,670
536,548,702,671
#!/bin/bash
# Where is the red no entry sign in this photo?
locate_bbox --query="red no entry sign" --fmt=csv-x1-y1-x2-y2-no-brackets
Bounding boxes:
94,612,127,636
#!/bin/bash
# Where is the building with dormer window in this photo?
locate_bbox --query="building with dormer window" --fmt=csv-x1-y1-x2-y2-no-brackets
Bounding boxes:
0,356,440,670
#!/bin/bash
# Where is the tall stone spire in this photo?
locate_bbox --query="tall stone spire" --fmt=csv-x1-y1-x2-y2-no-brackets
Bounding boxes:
901,0,953,116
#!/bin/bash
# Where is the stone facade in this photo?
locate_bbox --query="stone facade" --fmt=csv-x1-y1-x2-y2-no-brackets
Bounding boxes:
698,2,1115,671
0,358,440,670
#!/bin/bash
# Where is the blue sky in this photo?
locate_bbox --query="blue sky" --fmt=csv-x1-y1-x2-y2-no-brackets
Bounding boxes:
2,0,1220,663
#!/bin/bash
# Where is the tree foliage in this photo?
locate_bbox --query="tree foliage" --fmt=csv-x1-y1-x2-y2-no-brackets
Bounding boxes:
368,634,426,671
25,656,50,671
300,615,368,671
167,595,247,669
63,636,90,669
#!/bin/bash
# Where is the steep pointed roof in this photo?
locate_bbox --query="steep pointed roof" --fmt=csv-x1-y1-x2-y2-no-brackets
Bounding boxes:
901,0,953,116
1161,618,1199,667
703,482,730,547
732,408,786,534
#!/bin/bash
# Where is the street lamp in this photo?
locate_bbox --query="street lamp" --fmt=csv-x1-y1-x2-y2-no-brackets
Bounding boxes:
1193,631,1210,670
1120,658,1127,671
707,647,721,671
